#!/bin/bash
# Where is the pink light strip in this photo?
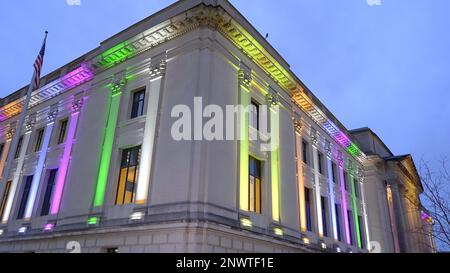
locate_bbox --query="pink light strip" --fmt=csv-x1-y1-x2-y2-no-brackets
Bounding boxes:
339,166,351,245
50,111,80,214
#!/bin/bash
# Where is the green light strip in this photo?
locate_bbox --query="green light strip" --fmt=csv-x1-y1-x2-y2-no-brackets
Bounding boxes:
350,175,362,248
93,91,122,206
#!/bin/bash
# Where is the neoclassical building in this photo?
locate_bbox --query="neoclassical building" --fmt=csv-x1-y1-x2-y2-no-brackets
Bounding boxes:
0,0,433,253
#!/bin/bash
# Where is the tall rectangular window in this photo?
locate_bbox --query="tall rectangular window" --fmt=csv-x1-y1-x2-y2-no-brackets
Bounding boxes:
0,181,12,220
358,215,365,249
34,128,45,152
331,162,337,183
41,169,58,216
305,187,313,232
0,143,4,159
347,210,354,246
321,196,328,237
249,156,262,214
302,141,309,165
335,203,342,242
353,178,359,198
249,100,259,130
130,89,145,119
115,146,141,205
14,136,23,158
318,152,324,174
57,119,68,144
17,175,33,219
343,171,349,191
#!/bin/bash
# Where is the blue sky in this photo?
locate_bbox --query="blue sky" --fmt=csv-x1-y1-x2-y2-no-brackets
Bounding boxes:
0,0,449,170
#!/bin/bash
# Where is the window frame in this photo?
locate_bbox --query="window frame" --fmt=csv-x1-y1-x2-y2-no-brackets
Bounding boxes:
248,156,262,214
115,146,141,205
57,119,69,145
130,88,146,119
34,127,45,152
17,175,34,219
40,169,58,216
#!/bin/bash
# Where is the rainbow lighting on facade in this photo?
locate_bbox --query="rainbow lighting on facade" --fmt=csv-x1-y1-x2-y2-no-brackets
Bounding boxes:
24,122,54,219
93,81,124,207
238,70,250,212
51,101,82,214
87,216,99,225
350,174,363,248
326,157,339,240
339,166,352,245
0,64,93,123
270,104,280,222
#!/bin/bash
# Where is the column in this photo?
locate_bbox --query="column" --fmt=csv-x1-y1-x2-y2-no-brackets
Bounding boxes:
50,98,83,214
23,108,57,218
238,66,251,211
267,90,280,222
93,78,126,207
135,58,166,204
311,129,323,237
294,118,307,232
349,172,362,248
1,119,33,223
339,156,351,245
326,145,338,240
358,172,372,251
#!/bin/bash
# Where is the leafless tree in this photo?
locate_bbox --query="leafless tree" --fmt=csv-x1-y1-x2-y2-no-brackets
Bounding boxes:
419,158,450,251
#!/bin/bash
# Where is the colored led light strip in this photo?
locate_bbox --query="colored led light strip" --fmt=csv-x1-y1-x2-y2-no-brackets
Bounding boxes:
361,183,371,250
312,146,323,237
0,64,93,123
93,90,122,206
270,105,280,222
24,122,54,219
1,132,32,223
327,157,338,240
239,83,250,211
350,174,362,248
294,133,307,232
50,111,80,214
339,166,351,245
0,140,11,179
135,75,164,204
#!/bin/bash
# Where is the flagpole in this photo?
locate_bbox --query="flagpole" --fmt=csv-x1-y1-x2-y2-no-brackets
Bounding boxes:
0,32,48,222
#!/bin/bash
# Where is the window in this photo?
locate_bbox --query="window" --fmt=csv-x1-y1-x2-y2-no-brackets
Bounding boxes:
115,146,141,205
353,178,359,198
335,203,342,242
249,100,259,130
249,156,262,214
318,152,324,174
130,89,146,119
57,119,68,144
302,141,309,165
331,162,337,183
17,175,33,219
358,215,365,249
343,171,349,191
0,181,12,220
305,187,313,232
347,210,354,246
41,169,58,216
34,128,45,152
321,196,328,237
0,143,4,159
14,136,23,158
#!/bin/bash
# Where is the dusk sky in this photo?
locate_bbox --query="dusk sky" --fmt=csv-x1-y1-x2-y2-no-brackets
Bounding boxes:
0,0,449,171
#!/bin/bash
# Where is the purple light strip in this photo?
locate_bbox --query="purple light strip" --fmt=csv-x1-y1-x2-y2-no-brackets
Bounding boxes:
50,111,80,214
340,166,352,245
0,64,93,122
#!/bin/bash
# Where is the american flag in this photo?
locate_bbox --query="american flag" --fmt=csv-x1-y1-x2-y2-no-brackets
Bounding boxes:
32,32,47,90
